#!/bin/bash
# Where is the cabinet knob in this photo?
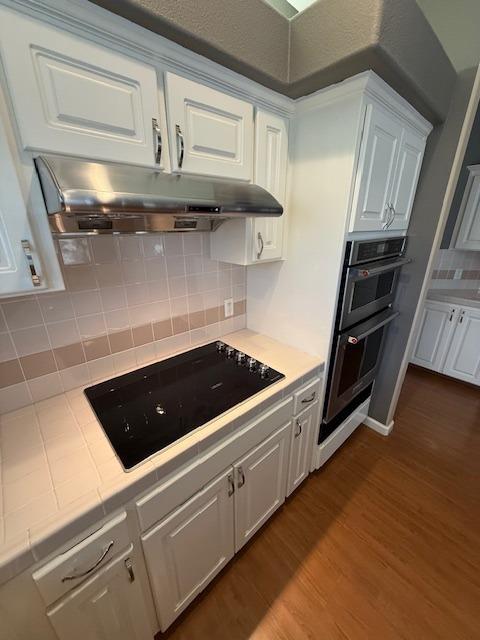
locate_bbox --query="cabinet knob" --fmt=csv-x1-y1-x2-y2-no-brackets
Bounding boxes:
125,558,135,583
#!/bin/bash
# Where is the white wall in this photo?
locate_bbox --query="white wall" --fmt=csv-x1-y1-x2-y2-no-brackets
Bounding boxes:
246,91,363,359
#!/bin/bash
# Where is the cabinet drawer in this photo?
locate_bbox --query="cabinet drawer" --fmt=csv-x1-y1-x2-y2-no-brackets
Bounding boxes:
33,511,130,606
293,377,321,415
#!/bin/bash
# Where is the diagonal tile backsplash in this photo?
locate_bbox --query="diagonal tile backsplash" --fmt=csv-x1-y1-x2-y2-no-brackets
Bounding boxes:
0,233,246,413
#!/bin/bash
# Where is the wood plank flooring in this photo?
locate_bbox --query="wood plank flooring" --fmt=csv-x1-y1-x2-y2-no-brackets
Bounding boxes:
158,366,480,639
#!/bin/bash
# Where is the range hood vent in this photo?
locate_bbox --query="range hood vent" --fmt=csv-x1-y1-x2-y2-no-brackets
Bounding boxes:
35,155,283,234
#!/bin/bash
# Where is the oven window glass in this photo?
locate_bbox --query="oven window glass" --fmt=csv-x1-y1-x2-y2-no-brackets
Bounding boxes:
338,326,385,395
351,271,395,311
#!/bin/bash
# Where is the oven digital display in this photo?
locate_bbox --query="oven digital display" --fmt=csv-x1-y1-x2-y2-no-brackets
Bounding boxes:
376,242,387,254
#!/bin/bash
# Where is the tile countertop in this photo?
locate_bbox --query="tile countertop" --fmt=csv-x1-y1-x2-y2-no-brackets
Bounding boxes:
427,289,480,309
0,330,323,586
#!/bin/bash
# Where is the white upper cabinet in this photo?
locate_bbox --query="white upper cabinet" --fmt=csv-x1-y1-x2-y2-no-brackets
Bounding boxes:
0,7,163,168
454,165,480,250
350,100,427,232
411,301,457,372
164,72,254,180
209,109,288,265
47,547,152,640
0,96,62,297
443,307,480,385
252,110,288,262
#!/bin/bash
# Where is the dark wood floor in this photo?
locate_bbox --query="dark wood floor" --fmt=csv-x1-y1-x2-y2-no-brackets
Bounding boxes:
159,366,480,639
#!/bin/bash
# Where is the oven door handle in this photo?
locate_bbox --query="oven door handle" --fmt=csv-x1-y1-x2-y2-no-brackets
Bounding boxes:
347,310,399,344
352,257,411,279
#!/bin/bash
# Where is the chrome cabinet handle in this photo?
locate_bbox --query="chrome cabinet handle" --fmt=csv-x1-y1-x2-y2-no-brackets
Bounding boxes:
237,466,245,488
459,310,465,324
388,204,396,228
295,418,302,438
21,240,41,287
61,540,114,582
227,473,235,496
382,204,391,230
175,124,184,169
301,392,316,404
152,118,162,165
125,557,135,583
449,309,455,322
256,232,264,260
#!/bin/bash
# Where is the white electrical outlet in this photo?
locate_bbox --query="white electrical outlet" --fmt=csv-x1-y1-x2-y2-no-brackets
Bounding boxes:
454,269,463,280
224,297,233,318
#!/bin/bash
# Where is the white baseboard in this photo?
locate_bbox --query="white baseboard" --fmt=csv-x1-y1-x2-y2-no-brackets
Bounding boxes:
363,416,394,436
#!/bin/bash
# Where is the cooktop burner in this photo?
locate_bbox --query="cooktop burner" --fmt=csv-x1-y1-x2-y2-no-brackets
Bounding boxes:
84,341,284,470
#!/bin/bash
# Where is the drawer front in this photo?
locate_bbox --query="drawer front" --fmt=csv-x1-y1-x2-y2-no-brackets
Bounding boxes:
33,511,131,606
137,397,293,532
293,377,321,415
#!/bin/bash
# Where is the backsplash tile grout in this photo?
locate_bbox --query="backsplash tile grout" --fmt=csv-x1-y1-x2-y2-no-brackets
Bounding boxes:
0,233,246,412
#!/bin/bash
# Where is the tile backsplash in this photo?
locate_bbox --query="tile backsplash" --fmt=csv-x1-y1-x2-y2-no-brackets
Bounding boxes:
430,248,480,290
0,233,246,413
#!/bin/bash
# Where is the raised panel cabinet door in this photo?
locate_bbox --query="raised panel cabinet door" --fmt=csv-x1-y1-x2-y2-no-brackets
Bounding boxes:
234,421,291,552
47,546,152,640
410,301,458,372
455,168,480,250
165,72,253,180
349,101,403,232
0,109,45,296
389,126,426,230
286,404,317,496
252,110,288,262
443,307,480,385
0,7,161,167
141,469,234,631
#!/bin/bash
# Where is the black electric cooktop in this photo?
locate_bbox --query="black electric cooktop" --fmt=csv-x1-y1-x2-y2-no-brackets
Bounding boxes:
84,341,284,470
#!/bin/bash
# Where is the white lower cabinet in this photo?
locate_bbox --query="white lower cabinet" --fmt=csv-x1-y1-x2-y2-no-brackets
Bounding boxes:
411,300,480,385
47,546,152,640
411,301,457,371
141,469,235,631
286,404,317,496
234,421,290,551
442,307,480,384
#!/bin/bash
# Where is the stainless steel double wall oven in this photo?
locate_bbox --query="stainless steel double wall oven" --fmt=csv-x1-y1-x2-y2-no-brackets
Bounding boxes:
320,237,410,442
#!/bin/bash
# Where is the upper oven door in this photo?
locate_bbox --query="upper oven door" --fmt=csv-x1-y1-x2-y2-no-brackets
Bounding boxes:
340,256,410,330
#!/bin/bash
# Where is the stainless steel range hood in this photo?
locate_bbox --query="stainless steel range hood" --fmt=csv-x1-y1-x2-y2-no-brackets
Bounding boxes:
35,155,283,234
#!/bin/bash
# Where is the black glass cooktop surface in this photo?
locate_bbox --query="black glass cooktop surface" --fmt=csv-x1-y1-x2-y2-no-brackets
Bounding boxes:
84,342,284,470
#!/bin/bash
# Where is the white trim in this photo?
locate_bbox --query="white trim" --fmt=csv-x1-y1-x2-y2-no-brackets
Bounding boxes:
385,63,480,427
1,0,295,117
363,416,394,436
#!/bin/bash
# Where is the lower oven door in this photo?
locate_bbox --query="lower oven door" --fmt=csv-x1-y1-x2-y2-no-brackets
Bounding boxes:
325,308,399,424
340,256,410,330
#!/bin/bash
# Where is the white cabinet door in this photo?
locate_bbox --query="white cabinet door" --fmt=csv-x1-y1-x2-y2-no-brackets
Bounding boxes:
411,301,458,372
349,102,403,232
47,546,152,640
141,469,234,631
165,72,253,180
454,167,480,250
0,7,161,167
234,422,290,552
0,103,60,296
389,126,426,231
286,404,317,496
252,110,288,262
443,307,480,385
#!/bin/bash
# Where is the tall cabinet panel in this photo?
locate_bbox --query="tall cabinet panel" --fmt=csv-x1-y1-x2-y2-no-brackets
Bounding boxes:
0,7,162,167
